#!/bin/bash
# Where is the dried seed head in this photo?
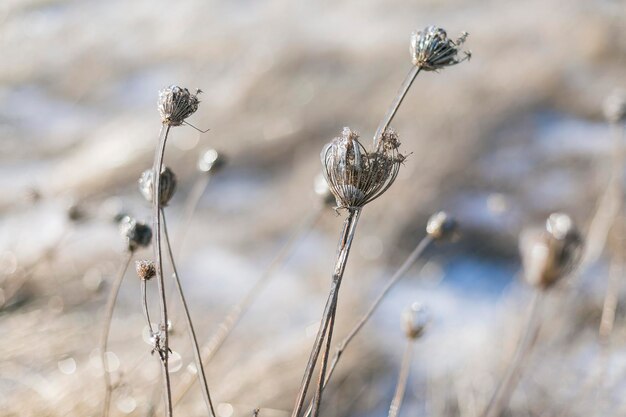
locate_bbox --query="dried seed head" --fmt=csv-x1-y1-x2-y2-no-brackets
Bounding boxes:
136,260,156,281
138,167,177,206
314,173,336,206
410,26,470,70
426,211,458,241
158,85,201,126
603,90,626,123
198,149,226,174
119,216,152,252
519,213,583,290
402,302,429,339
321,127,404,209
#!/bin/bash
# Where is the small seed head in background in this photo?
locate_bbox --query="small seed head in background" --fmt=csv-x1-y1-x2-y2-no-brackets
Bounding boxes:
603,90,626,123
402,302,429,340
138,167,178,206
426,211,459,241
321,127,404,209
410,26,470,70
158,85,201,126
314,173,336,206
198,149,226,174
119,216,153,252
519,213,583,289
136,260,156,281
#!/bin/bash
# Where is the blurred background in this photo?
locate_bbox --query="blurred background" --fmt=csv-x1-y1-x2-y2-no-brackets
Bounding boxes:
0,0,625,416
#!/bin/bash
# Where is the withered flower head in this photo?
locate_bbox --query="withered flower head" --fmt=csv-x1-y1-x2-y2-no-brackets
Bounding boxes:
321,127,404,210
426,211,459,241
402,302,429,340
198,149,226,174
136,260,156,281
519,213,583,289
158,85,201,126
410,26,470,71
603,90,626,123
138,166,177,206
119,216,152,252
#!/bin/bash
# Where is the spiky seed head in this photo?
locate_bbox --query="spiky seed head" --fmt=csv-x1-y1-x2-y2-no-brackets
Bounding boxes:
198,149,226,174
426,211,458,241
603,90,626,123
138,167,177,206
410,26,470,70
158,85,200,126
321,127,404,209
136,260,156,281
519,213,583,290
402,302,429,339
119,216,152,252
314,173,336,206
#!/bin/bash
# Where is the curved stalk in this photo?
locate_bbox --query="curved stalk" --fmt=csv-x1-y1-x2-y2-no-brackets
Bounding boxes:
152,124,173,417
373,66,421,148
100,252,133,417
172,205,324,406
388,339,416,417
482,291,543,417
291,208,361,417
161,208,216,417
301,235,432,417
176,174,211,256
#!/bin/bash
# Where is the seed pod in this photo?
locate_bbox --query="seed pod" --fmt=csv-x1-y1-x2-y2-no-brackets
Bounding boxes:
410,26,470,70
321,127,403,209
119,216,152,252
519,213,583,289
603,90,626,123
402,303,429,340
426,211,458,241
138,167,177,206
198,149,226,174
135,260,156,281
158,85,201,126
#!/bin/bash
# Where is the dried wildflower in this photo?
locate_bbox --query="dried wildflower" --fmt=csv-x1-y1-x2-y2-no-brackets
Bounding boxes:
158,85,201,126
426,211,459,241
402,302,429,339
136,260,156,281
198,149,226,174
119,216,152,252
138,167,178,206
321,127,404,209
410,26,470,70
603,90,626,123
519,213,583,289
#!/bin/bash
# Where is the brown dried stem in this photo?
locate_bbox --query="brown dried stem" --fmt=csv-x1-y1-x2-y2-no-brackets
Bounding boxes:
388,338,416,417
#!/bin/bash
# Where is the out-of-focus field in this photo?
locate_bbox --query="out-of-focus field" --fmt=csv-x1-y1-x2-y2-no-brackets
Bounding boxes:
0,0,625,416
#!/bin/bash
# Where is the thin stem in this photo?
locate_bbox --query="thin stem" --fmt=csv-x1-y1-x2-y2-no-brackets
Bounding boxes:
141,279,154,332
291,208,361,417
311,302,337,417
173,205,324,406
176,174,211,256
100,252,133,417
388,339,416,417
482,290,543,417
161,208,216,417
152,124,173,417
373,66,421,148
302,235,433,417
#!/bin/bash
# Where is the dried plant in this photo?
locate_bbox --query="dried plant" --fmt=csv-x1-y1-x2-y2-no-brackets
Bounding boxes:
388,303,429,417
482,213,583,417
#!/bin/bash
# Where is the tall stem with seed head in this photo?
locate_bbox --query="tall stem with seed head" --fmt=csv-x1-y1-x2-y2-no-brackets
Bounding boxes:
161,208,216,417
100,252,133,417
152,124,173,417
291,208,361,417
173,205,324,406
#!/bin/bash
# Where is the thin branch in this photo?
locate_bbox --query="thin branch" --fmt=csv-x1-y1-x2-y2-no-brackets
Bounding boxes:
161,208,216,417
100,252,133,417
388,339,416,417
